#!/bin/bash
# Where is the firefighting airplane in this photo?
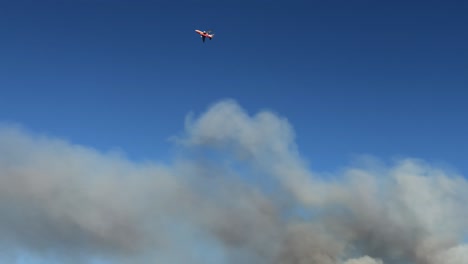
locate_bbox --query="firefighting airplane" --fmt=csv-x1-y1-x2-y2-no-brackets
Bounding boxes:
195,29,215,42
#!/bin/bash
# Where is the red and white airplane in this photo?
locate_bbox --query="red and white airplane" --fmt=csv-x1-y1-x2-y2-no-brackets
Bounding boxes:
195,29,214,42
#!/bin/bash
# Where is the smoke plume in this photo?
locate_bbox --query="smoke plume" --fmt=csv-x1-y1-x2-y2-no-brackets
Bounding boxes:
0,99,467,263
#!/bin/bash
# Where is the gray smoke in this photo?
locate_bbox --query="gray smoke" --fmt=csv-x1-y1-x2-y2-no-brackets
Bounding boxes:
0,99,467,264
344,256,383,264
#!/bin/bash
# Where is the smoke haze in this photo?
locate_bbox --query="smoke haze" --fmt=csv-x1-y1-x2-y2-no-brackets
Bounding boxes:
0,99,467,263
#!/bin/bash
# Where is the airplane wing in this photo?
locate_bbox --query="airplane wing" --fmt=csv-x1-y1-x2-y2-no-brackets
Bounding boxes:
202,35,206,42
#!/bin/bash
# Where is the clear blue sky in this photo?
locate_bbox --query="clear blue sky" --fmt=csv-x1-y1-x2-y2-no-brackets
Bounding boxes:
1,0,467,172
1,0,467,263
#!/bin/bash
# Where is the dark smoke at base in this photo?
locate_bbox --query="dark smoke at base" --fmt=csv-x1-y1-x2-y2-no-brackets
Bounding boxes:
0,99,467,264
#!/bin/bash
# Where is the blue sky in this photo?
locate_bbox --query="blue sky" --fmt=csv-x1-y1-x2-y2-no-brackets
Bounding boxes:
1,1,468,263
1,0,467,172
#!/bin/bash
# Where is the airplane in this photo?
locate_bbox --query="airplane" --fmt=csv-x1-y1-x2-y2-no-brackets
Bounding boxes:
195,29,215,43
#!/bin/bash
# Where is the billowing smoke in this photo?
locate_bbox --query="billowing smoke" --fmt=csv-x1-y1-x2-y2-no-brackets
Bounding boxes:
0,99,467,264
344,256,383,264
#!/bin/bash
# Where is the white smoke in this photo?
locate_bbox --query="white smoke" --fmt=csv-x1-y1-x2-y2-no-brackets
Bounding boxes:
432,245,468,264
0,99,467,264
343,256,383,264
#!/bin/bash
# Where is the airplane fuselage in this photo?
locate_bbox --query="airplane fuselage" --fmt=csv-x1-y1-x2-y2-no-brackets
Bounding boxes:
195,29,214,42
